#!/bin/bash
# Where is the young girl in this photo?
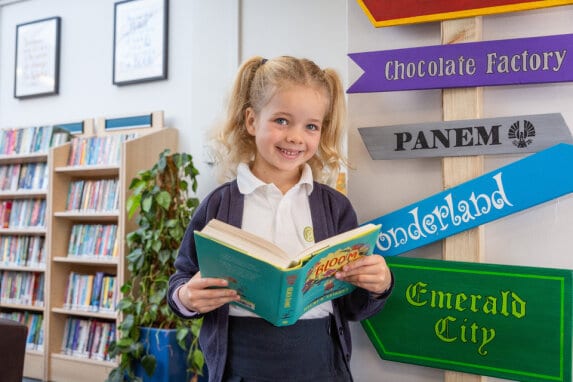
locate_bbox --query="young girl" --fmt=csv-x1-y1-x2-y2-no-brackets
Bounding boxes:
168,56,393,382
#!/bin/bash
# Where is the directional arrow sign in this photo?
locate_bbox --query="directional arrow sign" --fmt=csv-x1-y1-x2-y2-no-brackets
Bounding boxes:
365,143,573,256
348,34,573,93
358,113,572,159
356,0,573,28
363,256,573,382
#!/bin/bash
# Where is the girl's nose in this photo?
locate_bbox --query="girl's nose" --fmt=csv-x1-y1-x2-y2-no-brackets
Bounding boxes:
286,128,303,143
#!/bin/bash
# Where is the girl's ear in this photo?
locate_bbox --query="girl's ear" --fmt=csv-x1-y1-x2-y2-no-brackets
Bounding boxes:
245,107,257,136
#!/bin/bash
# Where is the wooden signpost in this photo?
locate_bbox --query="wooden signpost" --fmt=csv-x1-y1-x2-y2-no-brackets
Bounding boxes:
362,256,573,382
441,19,484,382
349,5,573,381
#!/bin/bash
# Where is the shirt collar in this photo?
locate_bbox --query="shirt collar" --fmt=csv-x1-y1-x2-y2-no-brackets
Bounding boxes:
237,163,314,195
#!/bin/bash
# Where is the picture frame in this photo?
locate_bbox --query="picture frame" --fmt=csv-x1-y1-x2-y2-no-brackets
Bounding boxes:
14,16,61,99
113,0,168,85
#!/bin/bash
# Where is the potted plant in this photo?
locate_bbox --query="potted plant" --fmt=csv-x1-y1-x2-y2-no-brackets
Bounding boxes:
106,149,204,382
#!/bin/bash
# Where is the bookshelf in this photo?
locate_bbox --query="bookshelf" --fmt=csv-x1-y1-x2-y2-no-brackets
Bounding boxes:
0,123,77,380
46,111,177,381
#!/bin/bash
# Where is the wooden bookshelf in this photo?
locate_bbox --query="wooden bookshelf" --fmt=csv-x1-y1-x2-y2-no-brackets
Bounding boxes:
46,111,177,381
0,123,82,380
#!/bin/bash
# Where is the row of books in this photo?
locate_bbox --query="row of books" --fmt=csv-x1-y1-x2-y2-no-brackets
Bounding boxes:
0,199,46,229
0,271,44,307
0,163,49,192
67,224,118,259
63,271,117,313
61,317,116,361
66,179,119,212
0,311,44,351
0,235,45,267
67,134,137,166
0,126,70,156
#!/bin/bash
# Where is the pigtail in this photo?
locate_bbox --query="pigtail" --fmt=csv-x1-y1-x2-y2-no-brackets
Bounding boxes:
312,68,348,185
212,56,265,181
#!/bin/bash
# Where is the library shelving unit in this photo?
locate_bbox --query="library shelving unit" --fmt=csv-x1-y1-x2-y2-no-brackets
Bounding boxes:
46,111,177,382
0,123,80,380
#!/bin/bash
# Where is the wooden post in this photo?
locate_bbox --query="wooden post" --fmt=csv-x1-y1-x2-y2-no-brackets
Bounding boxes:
441,17,485,382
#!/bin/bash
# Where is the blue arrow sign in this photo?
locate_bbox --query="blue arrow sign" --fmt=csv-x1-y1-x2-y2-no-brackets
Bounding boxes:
364,143,573,256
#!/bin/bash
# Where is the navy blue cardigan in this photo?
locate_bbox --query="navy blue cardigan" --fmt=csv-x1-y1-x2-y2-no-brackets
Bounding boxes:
168,180,392,382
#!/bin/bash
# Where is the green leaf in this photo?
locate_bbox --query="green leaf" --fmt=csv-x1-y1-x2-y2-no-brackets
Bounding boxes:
117,299,134,312
140,354,157,376
192,348,205,374
126,194,142,218
158,249,170,265
142,194,153,213
156,191,172,210
176,327,190,344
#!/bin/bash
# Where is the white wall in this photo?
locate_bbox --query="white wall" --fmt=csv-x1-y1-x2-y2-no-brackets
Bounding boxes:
1,1,571,381
347,1,573,382
0,0,239,197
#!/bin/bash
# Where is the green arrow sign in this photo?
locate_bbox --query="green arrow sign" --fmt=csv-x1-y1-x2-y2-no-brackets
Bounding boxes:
363,256,573,381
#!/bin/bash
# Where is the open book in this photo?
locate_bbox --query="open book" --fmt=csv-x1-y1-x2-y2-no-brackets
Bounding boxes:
194,219,381,326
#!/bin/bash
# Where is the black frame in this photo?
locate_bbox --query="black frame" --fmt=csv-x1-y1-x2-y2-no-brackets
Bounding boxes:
14,16,61,99
112,0,168,85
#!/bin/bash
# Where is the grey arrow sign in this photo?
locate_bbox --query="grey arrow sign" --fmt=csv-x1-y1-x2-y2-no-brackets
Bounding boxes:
358,113,572,159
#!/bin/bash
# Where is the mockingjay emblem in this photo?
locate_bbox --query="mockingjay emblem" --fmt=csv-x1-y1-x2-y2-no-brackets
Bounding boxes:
508,120,536,148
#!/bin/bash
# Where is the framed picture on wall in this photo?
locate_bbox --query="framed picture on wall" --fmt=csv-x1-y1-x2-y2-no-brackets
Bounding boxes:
113,0,168,86
14,16,61,99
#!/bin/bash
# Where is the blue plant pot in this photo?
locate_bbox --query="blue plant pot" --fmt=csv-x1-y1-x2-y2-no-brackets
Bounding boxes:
135,327,198,382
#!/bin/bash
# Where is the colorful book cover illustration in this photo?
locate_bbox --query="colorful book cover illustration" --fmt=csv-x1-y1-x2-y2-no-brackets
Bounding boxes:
195,219,381,326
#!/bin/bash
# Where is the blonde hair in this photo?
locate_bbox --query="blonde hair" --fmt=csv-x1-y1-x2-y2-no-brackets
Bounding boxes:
211,55,347,185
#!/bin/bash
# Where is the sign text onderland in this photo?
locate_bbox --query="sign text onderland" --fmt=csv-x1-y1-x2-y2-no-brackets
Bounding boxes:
364,143,573,256
348,34,573,93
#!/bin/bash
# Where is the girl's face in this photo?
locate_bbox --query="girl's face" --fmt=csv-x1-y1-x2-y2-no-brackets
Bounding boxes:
245,85,327,185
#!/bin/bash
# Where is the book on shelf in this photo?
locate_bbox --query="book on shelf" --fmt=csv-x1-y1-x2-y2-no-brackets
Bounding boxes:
0,125,71,155
0,311,43,350
62,317,115,361
0,200,11,228
64,271,117,312
65,179,119,213
0,235,46,267
195,219,381,326
0,270,44,306
66,134,138,166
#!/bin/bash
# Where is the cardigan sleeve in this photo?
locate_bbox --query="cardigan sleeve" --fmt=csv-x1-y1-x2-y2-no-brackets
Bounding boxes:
167,181,244,318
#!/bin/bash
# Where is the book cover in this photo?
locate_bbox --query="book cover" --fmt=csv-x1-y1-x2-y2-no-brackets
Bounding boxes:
195,220,381,326
90,272,104,311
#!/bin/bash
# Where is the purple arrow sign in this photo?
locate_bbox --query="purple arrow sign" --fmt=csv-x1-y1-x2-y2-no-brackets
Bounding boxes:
348,33,573,93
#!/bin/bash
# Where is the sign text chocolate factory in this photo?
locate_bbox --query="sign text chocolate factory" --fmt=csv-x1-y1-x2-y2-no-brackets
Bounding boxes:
348,34,573,93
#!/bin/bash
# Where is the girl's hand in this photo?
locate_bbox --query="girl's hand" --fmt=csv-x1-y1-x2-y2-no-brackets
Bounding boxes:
334,255,392,295
178,272,240,313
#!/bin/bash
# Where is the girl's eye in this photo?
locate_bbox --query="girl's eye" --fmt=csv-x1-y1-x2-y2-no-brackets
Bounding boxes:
306,124,320,131
275,118,288,125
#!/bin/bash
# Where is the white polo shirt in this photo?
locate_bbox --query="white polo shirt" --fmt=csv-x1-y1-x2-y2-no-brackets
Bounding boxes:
230,163,333,319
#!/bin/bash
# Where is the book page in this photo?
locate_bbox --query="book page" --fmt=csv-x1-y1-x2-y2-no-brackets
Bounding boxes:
199,219,292,268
